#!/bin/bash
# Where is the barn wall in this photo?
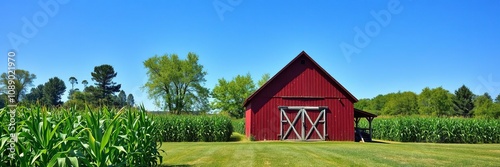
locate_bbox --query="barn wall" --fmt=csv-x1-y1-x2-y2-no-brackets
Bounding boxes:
245,106,252,138
250,98,354,141
248,57,355,141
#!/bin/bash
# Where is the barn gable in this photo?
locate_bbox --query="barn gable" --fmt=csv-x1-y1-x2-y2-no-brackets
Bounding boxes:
244,51,358,108
244,51,373,141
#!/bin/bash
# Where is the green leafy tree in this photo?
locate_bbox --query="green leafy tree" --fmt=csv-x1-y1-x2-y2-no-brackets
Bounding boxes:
143,52,210,114
68,89,79,100
69,76,78,90
495,94,500,104
483,92,492,101
418,87,454,116
211,73,256,118
418,87,432,114
0,94,6,108
42,77,66,106
66,85,99,108
453,85,475,117
382,91,419,115
117,90,127,107
65,91,89,110
472,93,498,118
0,69,36,103
354,98,371,110
127,94,135,106
368,94,388,113
82,79,89,88
91,64,122,105
25,84,45,104
257,73,271,87
83,86,99,105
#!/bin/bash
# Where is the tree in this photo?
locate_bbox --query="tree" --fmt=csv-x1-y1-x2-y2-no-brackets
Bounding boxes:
117,90,127,107
143,52,210,114
82,86,99,106
0,69,36,103
453,85,475,117
25,84,45,104
496,94,500,104
418,87,454,116
368,94,388,113
211,73,256,118
472,93,497,118
354,98,371,110
257,73,271,87
82,80,89,88
91,64,121,105
69,76,78,90
42,77,66,106
65,91,88,109
483,92,492,101
127,94,135,106
382,91,419,115
68,89,79,100
0,94,6,108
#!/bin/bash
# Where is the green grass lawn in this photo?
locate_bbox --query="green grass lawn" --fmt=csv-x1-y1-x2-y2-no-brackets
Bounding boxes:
159,134,500,167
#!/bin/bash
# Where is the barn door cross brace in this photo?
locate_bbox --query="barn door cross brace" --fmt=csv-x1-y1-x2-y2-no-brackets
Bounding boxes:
304,109,325,140
279,106,327,141
280,108,302,140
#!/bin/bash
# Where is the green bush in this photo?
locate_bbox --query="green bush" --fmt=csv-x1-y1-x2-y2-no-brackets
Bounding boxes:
359,117,500,143
154,114,233,142
0,106,163,166
232,119,245,135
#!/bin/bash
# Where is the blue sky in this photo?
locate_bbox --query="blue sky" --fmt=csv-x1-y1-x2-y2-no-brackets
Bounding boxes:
1,0,499,110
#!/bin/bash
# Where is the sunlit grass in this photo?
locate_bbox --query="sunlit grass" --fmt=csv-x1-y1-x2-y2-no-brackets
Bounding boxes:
160,138,500,166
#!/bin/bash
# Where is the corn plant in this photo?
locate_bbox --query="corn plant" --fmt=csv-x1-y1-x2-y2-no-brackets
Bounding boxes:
359,117,500,143
0,106,163,166
154,114,233,142
231,119,245,135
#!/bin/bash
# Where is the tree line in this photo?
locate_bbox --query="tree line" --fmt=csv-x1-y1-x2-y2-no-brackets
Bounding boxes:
354,86,500,118
0,64,135,109
142,52,269,117
5,52,496,119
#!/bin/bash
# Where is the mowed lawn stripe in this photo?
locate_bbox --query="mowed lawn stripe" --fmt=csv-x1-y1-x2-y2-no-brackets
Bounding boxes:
160,141,500,166
299,143,394,166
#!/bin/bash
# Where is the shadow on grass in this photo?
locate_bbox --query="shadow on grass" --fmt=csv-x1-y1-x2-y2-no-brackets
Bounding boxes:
228,132,248,142
228,135,242,142
368,140,391,144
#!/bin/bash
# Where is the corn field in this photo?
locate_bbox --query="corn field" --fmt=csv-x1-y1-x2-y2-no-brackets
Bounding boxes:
154,114,233,142
360,117,500,143
231,119,245,135
0,106,163,167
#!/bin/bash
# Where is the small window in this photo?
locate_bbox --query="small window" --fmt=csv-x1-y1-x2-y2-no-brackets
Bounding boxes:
301,60,305,64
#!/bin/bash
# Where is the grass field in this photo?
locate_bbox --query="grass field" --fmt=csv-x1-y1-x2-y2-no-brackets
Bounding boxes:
160,134,500,167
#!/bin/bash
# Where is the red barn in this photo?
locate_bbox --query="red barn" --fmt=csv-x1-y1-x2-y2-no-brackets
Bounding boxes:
244,51,374,141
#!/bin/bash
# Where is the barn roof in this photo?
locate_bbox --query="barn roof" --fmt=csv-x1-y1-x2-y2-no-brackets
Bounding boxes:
354,108,378,118
243,51,358,107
